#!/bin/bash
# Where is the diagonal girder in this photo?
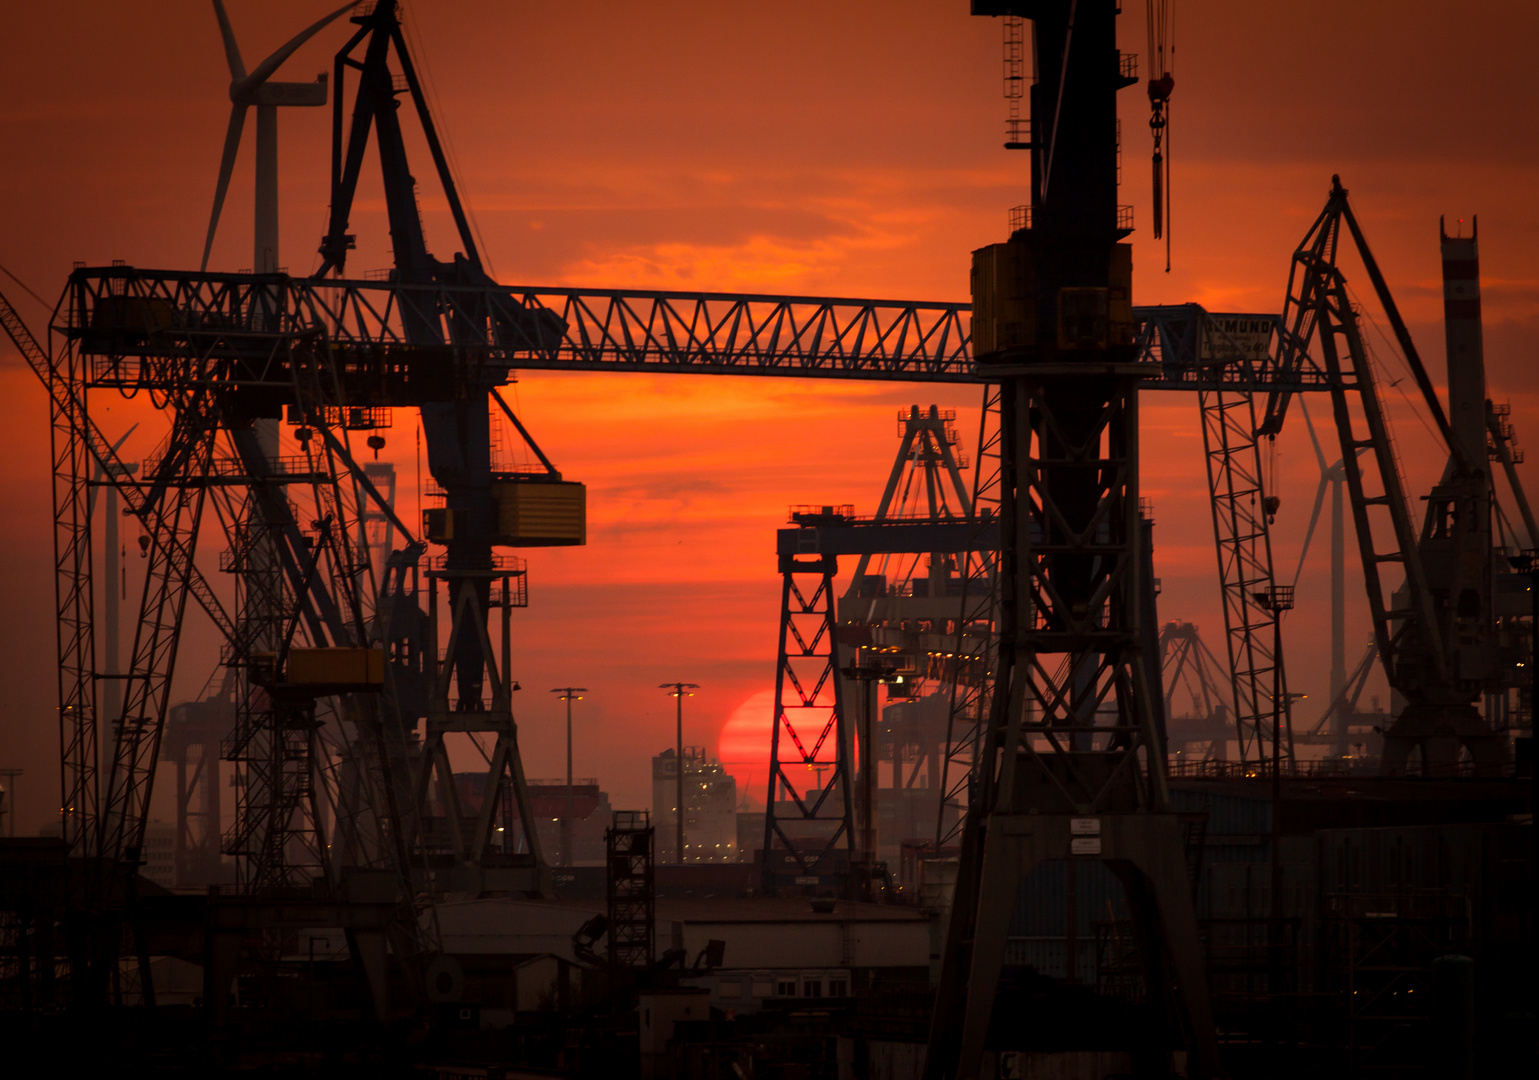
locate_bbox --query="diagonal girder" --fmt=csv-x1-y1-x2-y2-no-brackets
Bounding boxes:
97,388,221,867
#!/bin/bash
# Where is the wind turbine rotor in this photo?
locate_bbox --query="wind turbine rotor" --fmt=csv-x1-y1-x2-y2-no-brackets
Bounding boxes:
200,1,355,271
228,1,355,104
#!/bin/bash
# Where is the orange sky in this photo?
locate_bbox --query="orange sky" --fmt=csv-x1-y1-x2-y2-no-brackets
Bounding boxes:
1,1,1537,831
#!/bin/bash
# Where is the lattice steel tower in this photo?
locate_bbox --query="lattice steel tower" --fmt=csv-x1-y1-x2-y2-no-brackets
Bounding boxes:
925,4,1219,1077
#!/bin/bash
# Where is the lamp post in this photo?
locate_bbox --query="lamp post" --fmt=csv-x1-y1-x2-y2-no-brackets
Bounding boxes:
660,683,699,863
549,688,587,867
1253,583,1294,990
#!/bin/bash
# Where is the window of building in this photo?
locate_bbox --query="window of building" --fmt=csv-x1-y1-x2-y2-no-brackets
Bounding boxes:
776,979,798,997
717,978,743,999
803,978,822,998
752,978,775,998
827,979,848,998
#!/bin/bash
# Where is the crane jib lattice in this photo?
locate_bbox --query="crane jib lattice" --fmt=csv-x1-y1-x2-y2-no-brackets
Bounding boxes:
52,267,1334,391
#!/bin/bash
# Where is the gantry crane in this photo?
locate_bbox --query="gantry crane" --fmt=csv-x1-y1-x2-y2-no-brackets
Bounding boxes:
1262,177,1526,775
1159,621,1234,763
926,3,1220,1076
760,405,986,895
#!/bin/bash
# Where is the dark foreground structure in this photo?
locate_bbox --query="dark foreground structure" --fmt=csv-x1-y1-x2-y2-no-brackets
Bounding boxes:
0,2,1534,1078
1,772,1532,1077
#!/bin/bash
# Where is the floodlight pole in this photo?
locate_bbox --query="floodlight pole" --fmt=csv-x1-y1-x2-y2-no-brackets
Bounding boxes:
1254,584,1294,990
550,688,587,866
842,661,896,900
660,683,699,863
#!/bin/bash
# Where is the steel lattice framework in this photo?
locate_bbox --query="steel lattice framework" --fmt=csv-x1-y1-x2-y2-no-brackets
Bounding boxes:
763,543,854,886
1201,379,1292,766
933,307,1329,836
10,267,1336,880
935,388,1002,847
42,284,427,898
926,5,1223,1076
1293,181,1509,774
59,266,1312,390
5,252,1356,885
1158,620,1235,761
4,261,1358,1028
760,405,989,891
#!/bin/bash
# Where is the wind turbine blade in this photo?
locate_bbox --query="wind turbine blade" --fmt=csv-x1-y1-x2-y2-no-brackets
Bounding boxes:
201,104,248,272
87,425,137,516
241,2,357,92
213,0,246,81
1292,474,1330,588
1300,396,1329,472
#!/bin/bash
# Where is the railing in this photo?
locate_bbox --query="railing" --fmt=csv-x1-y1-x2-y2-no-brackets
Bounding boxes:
788,504,855,524
1008,204,1133,233
1165,756,1516,780
431,551,527,575
527,778,601,789
286,404,393,430
145,453,324,481
1322,891,1468,920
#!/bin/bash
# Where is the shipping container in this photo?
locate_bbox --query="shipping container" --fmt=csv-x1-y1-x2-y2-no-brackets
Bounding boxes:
492,479,586,546
970,241,1035,356
286,647,385,687
423,506,463,542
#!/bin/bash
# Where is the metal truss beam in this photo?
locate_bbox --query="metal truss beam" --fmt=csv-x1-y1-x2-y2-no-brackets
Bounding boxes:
777,519,996,557
54,267,1311,391
1201,382,1291,766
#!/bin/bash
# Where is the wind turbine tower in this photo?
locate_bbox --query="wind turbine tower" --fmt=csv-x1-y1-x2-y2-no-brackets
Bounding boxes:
1295,401,1352,756
201,1,355,274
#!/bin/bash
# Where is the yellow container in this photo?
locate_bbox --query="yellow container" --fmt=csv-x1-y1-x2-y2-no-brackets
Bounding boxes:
492,480,587,547
423,507,462,542
287,647,385,687
970,241,1036,357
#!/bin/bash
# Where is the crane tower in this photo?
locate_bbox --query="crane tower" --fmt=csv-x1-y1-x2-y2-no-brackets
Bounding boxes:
925,4,1219,1077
